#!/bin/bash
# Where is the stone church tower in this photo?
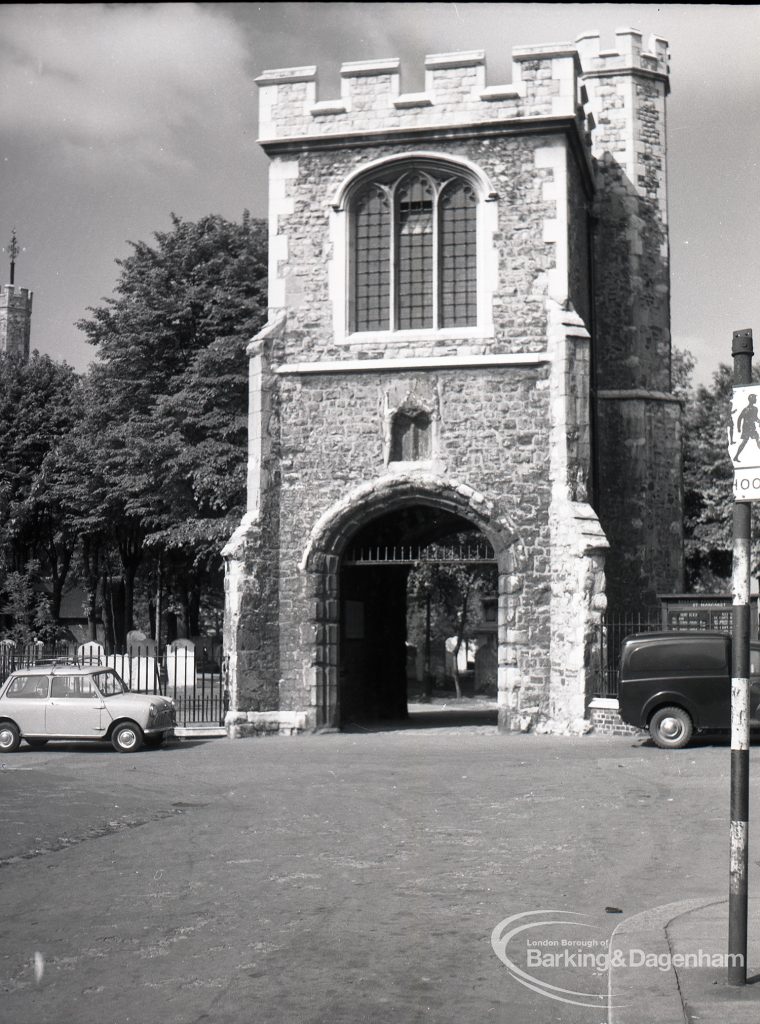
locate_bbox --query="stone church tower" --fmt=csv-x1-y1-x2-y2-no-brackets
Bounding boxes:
0,232,32,360
223,29,683,735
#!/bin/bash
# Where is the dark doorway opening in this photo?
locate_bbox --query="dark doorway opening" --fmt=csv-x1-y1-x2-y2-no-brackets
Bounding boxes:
338,504,498,730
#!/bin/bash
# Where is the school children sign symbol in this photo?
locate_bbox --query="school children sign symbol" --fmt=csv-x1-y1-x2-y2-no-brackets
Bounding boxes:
729,385,760,500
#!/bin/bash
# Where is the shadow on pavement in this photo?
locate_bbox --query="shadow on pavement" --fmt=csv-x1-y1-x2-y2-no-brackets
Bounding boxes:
636,731,760,750
14,737,213,755
342,705,498,732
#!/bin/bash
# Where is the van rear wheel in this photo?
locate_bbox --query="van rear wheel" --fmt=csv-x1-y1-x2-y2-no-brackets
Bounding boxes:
649,706,693,749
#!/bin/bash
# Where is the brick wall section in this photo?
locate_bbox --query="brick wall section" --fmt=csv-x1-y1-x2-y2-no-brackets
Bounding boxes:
588,703,645,737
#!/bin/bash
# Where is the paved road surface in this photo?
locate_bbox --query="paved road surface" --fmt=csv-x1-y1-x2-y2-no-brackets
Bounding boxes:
0,726,753,1023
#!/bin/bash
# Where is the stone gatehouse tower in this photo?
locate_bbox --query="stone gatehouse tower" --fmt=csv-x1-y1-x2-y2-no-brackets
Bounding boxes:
223,29,683,735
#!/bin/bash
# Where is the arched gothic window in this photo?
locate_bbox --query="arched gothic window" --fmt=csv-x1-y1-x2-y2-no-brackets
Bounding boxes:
350,164,478,333
390,410,432,462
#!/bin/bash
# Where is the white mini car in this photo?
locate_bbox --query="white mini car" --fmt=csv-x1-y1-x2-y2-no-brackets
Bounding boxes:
0,663,175,753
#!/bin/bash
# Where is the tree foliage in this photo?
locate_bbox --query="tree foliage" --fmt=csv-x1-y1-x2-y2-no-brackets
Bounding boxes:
71,212,267,637
407,551,494,698
1,212,267,647
0,354,82,628
681,354,760,590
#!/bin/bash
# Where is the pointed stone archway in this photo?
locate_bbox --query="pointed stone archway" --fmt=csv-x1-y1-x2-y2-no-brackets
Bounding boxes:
300,474,526,732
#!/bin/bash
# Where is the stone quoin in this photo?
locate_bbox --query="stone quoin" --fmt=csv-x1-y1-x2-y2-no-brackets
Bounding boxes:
223,29,683,736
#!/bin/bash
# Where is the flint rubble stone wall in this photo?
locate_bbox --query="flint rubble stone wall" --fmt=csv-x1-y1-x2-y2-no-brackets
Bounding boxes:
223,29,682,736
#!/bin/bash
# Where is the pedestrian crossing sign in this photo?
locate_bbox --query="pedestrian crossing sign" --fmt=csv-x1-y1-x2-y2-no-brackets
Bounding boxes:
730,385,760,500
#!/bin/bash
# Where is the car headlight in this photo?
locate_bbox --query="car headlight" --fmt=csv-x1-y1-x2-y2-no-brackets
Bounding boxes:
148,703,158,721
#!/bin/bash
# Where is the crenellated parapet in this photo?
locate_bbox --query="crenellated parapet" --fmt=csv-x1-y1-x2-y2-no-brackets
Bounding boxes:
1,284,33,309
257,46,587,147
0,284,33,359
575,27,669,84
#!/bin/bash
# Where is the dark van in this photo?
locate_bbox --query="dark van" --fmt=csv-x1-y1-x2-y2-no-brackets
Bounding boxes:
618,631,760,748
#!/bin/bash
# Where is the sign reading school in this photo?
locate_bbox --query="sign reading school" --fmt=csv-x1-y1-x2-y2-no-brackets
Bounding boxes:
729,384,760,500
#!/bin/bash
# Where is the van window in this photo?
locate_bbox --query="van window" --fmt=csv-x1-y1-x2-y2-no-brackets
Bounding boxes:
628,638,727,675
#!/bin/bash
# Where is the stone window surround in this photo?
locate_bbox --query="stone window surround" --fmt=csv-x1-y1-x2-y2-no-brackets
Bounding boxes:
389,408,434,462
382,387,441,472
328,151,499,346
350,167,477,332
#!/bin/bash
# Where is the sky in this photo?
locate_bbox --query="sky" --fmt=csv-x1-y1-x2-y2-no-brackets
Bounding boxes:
1,2,758,387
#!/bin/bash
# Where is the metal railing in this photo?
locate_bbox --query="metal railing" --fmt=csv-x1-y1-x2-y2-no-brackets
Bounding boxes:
593,605,744,698
594,611,662,697
0,639,229,727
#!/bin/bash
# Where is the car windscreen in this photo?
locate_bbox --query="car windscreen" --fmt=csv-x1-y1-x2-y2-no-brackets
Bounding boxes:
92,671,127,696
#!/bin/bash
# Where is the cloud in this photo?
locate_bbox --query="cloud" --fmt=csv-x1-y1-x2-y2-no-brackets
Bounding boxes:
0,3,252,175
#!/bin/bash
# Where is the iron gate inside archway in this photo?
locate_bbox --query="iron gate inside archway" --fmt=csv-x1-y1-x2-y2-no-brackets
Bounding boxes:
337,505,497,728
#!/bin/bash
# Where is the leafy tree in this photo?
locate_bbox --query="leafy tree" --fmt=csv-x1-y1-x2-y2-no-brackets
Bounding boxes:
682,356,760,590
37,391,114,640
0,353,82,619
408,553,494,699
672,346,696,399
1,559,56,645
74,212,267,640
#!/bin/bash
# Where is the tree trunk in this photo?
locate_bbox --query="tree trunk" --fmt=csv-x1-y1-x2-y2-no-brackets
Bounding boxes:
118,525,143,643
153,556,163,648
82,538,102,642
87,587,98,642
124,563,137,639
451,584,472,700
422,593,433,701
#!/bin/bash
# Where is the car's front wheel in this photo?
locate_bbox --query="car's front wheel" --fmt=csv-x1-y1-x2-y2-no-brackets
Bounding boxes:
649,706,693,749
111,722,144,753
0,722,20,753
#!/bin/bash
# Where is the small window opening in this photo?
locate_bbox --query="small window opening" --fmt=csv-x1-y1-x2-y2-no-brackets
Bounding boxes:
390,411,432,462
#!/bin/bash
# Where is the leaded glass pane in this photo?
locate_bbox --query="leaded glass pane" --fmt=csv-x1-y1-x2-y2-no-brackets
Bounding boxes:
353,185,390,332
396,175,434,330
439,181,477,327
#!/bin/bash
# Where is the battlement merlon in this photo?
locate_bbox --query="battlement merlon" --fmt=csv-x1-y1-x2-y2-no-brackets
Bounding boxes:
256,45,587,147
575,28,670,91
0,285,33,309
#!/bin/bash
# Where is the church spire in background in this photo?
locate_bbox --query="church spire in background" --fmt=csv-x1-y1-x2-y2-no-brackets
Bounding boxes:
8,229,19,286
1,229,32,360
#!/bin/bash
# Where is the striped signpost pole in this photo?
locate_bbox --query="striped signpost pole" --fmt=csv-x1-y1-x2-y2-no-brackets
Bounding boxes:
729,327,753,985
